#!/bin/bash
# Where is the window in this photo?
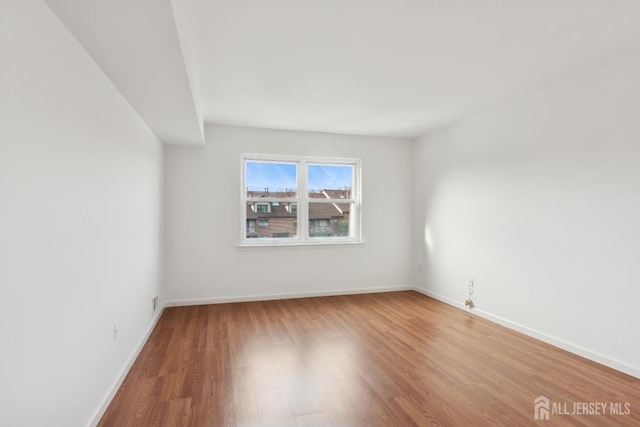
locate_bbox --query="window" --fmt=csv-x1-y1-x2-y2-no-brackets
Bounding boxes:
254,203,271,213
241,154,361,245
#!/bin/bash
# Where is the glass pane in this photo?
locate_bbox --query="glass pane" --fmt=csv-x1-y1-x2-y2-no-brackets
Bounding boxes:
308,202,353,238
246,202,297,239
308,164,353,197
246,161,297,198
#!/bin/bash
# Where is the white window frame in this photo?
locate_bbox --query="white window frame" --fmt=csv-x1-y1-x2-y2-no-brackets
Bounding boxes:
240,154,362,246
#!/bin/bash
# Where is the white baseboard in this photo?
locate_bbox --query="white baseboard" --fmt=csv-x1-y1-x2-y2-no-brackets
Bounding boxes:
87,303,167,427
413,287,640,380
165,285,414,307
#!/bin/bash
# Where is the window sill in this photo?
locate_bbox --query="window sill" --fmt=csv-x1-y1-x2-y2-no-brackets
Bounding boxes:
237,240,364,249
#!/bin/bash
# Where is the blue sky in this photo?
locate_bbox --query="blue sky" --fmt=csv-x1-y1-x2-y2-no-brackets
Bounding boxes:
246,162,352,192
308,164,352,192
246,161,296,192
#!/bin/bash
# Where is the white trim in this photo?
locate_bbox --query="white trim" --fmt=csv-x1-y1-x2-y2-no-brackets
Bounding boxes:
238,240,364,249
87,302,167,427
245,198,299,203
413,287,640,380
299,156,308,240
165,285,414,307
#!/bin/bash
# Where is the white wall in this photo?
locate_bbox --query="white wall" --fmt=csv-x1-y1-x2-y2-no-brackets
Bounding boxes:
0,2,163,425
413,49,640,378
164,125,413,302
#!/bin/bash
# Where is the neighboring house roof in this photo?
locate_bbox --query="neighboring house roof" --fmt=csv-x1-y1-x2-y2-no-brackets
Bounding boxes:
311,189,350,218
246,204,296,219
246,189,350,220
246,190,296,219
247,190,297,198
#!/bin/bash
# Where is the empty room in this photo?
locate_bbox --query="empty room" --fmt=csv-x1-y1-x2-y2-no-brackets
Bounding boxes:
2,0,640,426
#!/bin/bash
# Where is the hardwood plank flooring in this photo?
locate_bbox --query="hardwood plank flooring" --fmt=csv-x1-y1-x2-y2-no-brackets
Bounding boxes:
99,291,640,426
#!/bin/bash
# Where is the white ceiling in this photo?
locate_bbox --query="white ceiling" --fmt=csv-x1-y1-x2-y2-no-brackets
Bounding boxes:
47,0,640,143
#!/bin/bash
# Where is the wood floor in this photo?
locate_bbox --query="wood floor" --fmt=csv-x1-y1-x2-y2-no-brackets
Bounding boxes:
99,291,640,426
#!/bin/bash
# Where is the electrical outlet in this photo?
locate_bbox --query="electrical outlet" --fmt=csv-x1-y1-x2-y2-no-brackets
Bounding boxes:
152,296,159,311
466,277,475,309
113,322,119,341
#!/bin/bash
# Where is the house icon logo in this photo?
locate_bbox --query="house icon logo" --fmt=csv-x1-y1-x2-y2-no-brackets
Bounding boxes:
534,395,550,420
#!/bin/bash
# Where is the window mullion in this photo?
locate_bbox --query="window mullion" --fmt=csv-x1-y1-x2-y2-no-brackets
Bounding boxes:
299,160,309,241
